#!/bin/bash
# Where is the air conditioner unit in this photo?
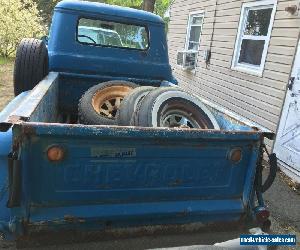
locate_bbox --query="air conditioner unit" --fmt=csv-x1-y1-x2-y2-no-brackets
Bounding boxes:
177,50,198,70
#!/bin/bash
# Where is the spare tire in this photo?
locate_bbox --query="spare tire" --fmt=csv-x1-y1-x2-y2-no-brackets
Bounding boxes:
78,80,137,125
13,38,49,96
117,86,155,126
132,87,220,129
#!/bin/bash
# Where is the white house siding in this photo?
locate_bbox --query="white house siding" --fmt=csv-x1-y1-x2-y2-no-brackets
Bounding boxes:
168,0,300,149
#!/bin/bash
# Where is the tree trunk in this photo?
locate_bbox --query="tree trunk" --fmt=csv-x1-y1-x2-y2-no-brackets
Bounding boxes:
142,0,156,12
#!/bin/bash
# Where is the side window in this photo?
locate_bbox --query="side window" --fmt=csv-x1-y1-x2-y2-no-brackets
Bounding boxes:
185,12,204,51
77,18,149,50
232,0,276,75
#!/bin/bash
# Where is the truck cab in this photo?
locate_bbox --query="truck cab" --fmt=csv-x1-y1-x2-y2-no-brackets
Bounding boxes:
49,0,174,82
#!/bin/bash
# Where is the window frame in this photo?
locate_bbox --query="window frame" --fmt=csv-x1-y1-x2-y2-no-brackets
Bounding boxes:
185,11,205,52
231,0,277,76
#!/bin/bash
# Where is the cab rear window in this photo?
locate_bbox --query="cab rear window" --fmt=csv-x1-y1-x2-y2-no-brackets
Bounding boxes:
77,18,149,50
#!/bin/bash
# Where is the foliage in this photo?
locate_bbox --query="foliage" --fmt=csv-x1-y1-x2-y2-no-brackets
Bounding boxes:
36,0,170,27
101,0,142,9
102,0,170,16
0,57,5,66
245,8,272,36
0,0,170,57
34,0,60,25
153,0,170,17
101,0,171,30
0,0,44,57
0,57,10,65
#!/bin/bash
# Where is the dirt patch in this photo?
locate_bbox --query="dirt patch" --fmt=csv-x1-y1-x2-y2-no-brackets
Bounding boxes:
279,171,300,195
0,59,14,111
263,160,300,195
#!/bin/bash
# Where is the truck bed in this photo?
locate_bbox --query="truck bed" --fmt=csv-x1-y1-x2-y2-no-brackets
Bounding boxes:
0,72,273,130
0,72,274,238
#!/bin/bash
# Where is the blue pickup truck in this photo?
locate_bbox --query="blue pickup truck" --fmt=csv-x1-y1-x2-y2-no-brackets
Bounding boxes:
0,0,276,241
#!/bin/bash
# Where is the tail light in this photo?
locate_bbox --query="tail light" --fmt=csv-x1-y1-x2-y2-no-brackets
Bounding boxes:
255,207,270,223
228,148,242,163
47,145,65,162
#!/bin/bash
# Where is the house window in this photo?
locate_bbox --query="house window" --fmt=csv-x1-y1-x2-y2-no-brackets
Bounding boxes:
185,12,204,51
232,0,277,75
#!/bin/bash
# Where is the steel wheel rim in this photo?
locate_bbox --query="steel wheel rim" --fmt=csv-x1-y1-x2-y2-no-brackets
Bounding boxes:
161,109,200,128
92,85,134,119
98,96,123,118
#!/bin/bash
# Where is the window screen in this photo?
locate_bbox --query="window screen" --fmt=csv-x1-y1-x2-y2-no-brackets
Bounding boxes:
77,18,149,50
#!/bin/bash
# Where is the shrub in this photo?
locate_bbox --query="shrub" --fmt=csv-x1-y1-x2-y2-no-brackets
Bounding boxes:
0,0,45,57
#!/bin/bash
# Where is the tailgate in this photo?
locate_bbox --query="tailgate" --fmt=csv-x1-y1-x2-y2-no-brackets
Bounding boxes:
14,123,262,228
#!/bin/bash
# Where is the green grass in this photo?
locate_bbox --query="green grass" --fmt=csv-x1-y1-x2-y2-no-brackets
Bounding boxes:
0,57,14,110
0,56,14,65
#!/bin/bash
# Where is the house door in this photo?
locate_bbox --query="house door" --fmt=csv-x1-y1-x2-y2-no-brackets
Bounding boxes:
274,39,300,181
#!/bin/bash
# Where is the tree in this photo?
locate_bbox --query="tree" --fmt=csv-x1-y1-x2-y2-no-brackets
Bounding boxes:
153,0,170,17
102,0,159,13
34,0,60,26
34,0,170,27
142,0,156,12
0,0,44,57
89,0,142,9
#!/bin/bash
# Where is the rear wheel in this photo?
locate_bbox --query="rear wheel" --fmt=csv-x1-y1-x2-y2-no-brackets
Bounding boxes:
78,81,137,125
13,38,49,96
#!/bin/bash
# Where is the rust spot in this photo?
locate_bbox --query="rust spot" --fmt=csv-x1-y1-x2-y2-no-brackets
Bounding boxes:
52,219,64,225
177,209,189,217
33,221,48,226
20,219,253,248
7,115,23,123
22,126,36,135
285,5,298,14
178,125,191,129
169,179,182,187
63,215,77,223
105,221,113,228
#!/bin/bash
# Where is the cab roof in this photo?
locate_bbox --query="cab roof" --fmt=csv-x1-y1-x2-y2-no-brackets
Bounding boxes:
56,0,164,24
